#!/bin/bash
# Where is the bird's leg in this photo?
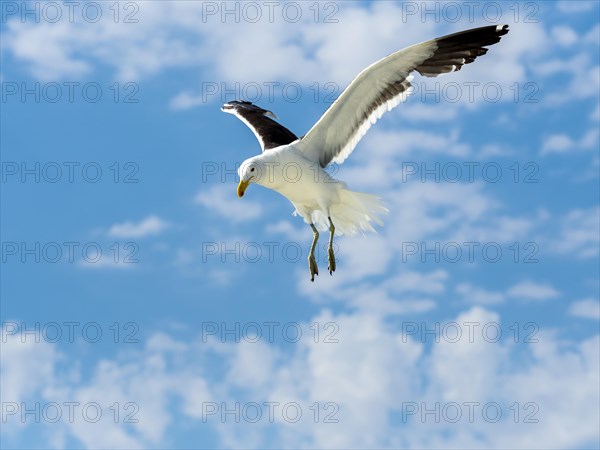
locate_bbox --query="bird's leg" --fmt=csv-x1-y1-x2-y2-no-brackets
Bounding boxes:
308,223,319,282
327,217,336,275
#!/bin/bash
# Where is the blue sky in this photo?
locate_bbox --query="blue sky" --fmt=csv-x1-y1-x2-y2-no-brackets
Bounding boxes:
1,1,599,448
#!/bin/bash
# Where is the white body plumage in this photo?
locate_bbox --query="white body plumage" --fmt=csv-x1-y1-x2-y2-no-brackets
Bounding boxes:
238,145,387,236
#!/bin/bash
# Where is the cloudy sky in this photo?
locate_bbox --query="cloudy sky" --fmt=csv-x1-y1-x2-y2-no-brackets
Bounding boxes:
1,1,599,448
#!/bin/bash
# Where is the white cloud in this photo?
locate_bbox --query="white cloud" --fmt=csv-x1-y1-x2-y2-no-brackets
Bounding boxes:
0,323,61,406
551,26,578,47
557,1,597,13
168,91,204,111
456,282,505,305
256,309,424,449
553,206,600,258
206,268,235,286
455,280,561,305
396,103,459,122
285,147,544,299
569,298,600,319
213,307,599,449
265,220,304,241
225,340,281,391
77,257,137,270
1,2,541,102
591,104,600,121
541,128,600,155
507,281,560,301
541,134,574,154
3,307,599,449
384,270,448,295
107,215,171,238
383,181,509,244
300,269,445,316
1,329,213,448
195,184,264,222
427,307,508,402
2,20,92,81
584,24,600,45
537,53,600,105
476,143,514,158
1,3,211,81
59,348,181,447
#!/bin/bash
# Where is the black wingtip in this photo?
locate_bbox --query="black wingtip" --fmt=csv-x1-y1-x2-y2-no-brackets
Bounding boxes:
221,99,298,150
497,24,510,36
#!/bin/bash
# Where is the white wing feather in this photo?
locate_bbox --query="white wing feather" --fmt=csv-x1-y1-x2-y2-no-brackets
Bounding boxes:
298,25,509,167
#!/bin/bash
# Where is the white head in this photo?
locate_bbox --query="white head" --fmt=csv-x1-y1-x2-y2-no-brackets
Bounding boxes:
237,156,262,198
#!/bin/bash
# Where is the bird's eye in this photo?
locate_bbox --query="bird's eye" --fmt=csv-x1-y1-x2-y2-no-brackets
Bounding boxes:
250,168,255,172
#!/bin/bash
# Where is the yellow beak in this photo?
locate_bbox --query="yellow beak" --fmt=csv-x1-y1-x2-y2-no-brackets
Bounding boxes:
237,179,250,198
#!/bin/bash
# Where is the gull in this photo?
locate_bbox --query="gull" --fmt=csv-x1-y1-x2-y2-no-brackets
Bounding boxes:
222,25,509,281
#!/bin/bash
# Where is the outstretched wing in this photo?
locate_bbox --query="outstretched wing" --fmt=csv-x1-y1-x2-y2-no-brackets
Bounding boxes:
298,25,509,167
221,101,298,151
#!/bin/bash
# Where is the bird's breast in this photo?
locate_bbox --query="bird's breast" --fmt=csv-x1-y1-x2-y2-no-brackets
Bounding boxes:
270,167,341,208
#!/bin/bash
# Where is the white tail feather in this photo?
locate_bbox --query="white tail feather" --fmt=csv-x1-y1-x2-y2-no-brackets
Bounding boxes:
312,189,389,236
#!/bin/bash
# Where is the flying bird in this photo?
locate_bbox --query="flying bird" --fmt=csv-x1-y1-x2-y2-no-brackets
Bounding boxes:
222,25,509,281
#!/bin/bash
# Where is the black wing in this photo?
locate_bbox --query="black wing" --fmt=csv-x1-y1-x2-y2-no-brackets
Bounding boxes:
221,101,298,151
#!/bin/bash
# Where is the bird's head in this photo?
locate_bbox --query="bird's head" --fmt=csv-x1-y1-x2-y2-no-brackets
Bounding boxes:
237,157,262,198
